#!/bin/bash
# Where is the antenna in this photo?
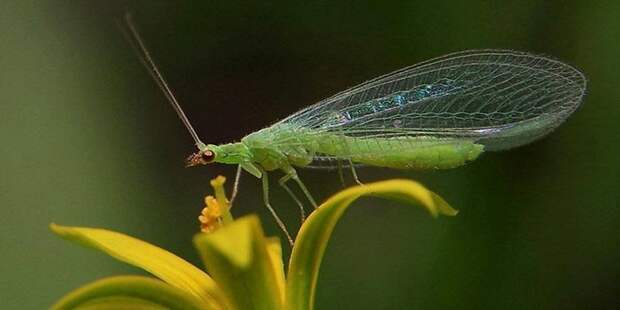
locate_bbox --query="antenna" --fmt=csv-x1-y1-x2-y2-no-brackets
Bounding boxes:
121,13,206,151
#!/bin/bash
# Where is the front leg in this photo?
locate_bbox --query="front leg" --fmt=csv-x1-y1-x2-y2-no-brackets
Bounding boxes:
228,165,243,207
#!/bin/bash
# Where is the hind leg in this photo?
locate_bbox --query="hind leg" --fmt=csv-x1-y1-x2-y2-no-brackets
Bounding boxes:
282,166,318,209
278,173,306,223
348,159,364,185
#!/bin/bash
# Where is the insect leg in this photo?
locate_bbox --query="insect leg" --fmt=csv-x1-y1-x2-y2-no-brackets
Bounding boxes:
336,160,346,188
283,167,318,209
348,159,364,185
260,169,294,246
229,165,243,207
278,174,306,224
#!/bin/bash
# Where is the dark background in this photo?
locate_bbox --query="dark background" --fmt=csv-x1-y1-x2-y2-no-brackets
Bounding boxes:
2,1,618,309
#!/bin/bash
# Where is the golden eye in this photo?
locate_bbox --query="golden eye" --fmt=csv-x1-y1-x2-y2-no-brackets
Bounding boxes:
201,150,215,163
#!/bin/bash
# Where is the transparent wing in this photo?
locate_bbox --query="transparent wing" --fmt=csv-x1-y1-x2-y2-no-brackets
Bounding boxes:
275,50,586,152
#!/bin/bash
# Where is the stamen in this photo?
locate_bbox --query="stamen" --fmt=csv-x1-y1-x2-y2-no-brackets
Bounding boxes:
198,175,233,233
199,196,224,233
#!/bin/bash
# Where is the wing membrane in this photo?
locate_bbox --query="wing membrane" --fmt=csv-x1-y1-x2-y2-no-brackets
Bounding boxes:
275,50,586,151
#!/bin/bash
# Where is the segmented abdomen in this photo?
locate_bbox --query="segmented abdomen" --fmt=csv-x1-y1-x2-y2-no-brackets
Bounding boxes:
299,130,484,169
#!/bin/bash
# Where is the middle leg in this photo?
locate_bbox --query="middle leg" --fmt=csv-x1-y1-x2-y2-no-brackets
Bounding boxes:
260,169,294,246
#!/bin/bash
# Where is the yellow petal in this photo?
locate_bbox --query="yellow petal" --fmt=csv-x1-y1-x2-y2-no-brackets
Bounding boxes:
50,224,228,309
194,215,285,310
51,275,210,310
265,237,286,304
286,179,456,309
196,216,254,268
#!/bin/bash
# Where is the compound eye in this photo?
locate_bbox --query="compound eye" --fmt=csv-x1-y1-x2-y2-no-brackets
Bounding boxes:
201,150,215,163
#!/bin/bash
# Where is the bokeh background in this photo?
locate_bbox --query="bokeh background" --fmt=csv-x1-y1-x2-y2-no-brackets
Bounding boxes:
2,1,619,309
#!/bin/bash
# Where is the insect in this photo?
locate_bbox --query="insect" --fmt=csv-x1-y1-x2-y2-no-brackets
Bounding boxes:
123,15,586,245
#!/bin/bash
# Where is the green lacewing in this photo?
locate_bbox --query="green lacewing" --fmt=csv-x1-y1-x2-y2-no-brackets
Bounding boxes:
124,15,586,244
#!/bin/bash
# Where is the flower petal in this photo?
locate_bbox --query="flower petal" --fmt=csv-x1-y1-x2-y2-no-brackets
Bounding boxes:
51,276,211,310
50,224,227,309
194,215,285,310
286,179,456,309
265,236,286,304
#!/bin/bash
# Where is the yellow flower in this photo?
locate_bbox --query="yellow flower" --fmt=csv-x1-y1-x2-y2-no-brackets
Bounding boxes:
51,177,457,310
199,176,233,233
199,196,221,233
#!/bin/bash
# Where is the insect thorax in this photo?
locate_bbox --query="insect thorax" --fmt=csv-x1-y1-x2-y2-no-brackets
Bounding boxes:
241,126,315,171
209,143,253,165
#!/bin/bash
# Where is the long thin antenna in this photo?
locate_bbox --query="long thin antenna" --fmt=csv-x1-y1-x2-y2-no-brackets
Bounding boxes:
121,13,206,150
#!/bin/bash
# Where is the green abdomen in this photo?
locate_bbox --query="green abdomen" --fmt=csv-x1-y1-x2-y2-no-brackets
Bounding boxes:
305,133,484,170
243,126,484,170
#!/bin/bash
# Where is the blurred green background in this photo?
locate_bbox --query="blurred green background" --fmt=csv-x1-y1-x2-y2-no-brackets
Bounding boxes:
2,1,618,309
